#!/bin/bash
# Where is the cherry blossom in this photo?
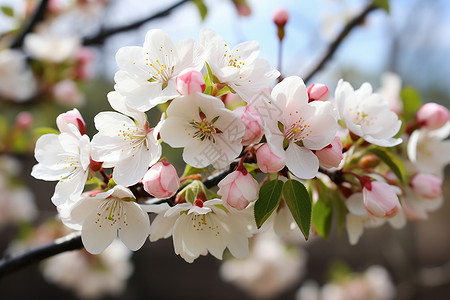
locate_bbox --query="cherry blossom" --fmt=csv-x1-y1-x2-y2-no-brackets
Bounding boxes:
159,93,244,168
113,29,204,111
69,185,150,254
261,76,338,179
146,199,255,263
335,79,402,147
90,92,162,186
200,28,279,102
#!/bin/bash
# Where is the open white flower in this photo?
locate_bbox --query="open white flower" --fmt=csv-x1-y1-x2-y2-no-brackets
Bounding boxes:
0,49,36,101
335,79,402,147
145,199,255,263
160,93,244,168
407,123,450,177
31,130,90,210
91,92,162,187
114,29,204,111
200,28,279,102
69,185,150,254
24,33,80,63
261,76,338,179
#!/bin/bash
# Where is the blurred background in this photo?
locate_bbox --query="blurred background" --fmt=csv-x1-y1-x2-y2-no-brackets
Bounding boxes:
0,0,449,299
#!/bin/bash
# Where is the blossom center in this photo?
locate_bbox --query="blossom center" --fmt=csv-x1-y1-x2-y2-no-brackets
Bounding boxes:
189,112,221,143
191,214,220,236
283,112,312,143
94,198,129,231
118,122,148,152
349,106,376,127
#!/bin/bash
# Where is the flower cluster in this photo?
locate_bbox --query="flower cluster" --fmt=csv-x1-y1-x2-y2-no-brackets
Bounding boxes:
31,29,449,264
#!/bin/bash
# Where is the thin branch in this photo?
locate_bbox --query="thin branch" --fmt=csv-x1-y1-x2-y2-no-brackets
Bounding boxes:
82,0,192,46
303,3,378,83
0,165,234,277
10,0,49,49
0,232,82,278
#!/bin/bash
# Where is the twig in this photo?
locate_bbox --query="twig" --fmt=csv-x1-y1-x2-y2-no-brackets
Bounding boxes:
0,232,82,278
82,0,192,46
303,3,378,83
10,0,49,49
0,164,234,277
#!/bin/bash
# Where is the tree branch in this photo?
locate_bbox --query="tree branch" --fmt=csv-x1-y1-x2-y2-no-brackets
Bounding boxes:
0,165,233,278
303,3,378,83
82,0,192,46
10,0,49,49
0,232,82,278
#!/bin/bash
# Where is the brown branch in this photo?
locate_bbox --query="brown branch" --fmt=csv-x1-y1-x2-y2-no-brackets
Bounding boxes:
0,232,82,278
10,0,49,49
82,0,192,46
303,3,378,83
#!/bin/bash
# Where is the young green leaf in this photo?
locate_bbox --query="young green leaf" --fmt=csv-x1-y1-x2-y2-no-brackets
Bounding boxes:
254,180,283,228
312,194,333,239
367,148,405,184
332,193,347,237
373,0,389,13
283,179,312,240
1,6,14,17
400,86,422,121
193,0,208,21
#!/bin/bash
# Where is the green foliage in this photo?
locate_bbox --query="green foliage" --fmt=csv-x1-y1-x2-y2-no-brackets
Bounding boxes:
203,62,214,95
400,86,422,121
193,0,208,21
33,127,60,137
1,6,14,17
333,193,347,237
373,0,390,13
215,86,231,97
254,180,283,228
312,185,333,239
367,148,405,184
283,179,311,240
181,164,207,178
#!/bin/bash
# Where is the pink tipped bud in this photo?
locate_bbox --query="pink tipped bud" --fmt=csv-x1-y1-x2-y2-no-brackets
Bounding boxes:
363,181,401,218
315,136,343,168
416,102,450,130
176,69,205,95
256,143,285,173
307,83,330,102
233,106,264,146
142,161,180,199
217,169,259,210
410,173,442,199
56,108,86,135
15,111,33,130
273,8,289,27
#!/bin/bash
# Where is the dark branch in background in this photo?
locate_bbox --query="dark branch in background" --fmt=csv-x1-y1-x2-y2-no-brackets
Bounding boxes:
0,168,232,278
303,3,378,83
0,232,82,278
10,0,49,49
82,0,192,46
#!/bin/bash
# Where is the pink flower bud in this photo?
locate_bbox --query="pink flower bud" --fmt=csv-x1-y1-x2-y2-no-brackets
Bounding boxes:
15,111,33,130
363,181,400,218
142,161,180,198
273,8,289,27
176,69,205,95
233,106,263,145
416,102,450,130
410,173,442,199
217,169,259,210
307,83,330,102
256,143,285,173
53,79,85,106
56,108,86,135
315,136,343,168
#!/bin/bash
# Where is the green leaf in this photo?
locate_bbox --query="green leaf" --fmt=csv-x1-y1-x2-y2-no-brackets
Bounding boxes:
181,164,206,178
312,193,333,239
332,193,347,237
283,179,312,240
1,6,14,17
372,0,389,13
243,163,259,173
215,86,230,97
254,180,283,228
400,86,422,121
193,0,208,20
33,127,60,137
203,62,213,95
367,148,405,184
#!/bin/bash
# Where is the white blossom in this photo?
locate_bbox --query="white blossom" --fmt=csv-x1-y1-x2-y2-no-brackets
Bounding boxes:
114,29,204,111
200,28,279,102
